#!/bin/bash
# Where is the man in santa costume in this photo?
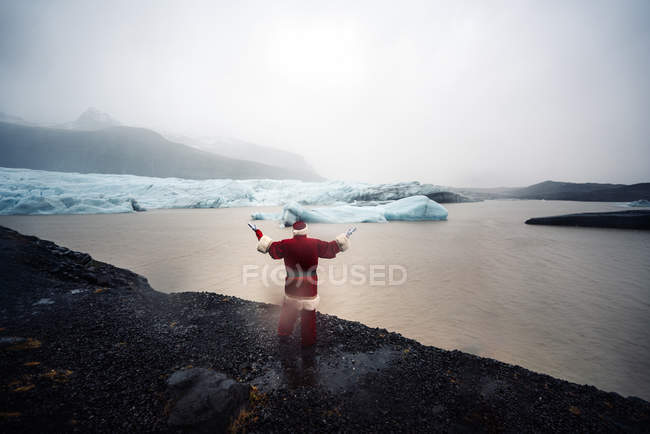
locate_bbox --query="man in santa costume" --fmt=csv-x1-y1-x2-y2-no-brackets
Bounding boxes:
249,221,353,347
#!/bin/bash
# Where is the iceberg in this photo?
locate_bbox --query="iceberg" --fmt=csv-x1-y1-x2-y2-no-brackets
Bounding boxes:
0,167,449,218
251,195,448,224
627,200,650,207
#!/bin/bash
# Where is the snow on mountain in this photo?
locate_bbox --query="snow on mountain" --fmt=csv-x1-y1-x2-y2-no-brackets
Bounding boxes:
59,107,121,130
164,133,319,179
0,111,33,126
0,167,445,216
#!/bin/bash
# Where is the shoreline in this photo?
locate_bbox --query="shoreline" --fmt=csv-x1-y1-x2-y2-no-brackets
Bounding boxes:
0,225,648,432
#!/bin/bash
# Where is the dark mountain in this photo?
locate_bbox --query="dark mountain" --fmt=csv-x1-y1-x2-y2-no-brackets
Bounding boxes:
510,180,622,199
510,180,650,201
455,181,650,202
0,122,323,181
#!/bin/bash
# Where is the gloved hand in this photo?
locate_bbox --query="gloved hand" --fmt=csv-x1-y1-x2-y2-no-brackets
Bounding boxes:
248,222,263,240
345,226,357,238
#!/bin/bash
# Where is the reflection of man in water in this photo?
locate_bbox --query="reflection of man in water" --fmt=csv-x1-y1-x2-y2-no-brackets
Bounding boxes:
250,221,353,347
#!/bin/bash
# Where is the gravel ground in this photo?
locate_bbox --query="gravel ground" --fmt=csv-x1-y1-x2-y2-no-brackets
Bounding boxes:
0,225,648,433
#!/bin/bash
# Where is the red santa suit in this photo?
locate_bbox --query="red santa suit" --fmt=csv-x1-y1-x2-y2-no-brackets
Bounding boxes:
255,221,350,347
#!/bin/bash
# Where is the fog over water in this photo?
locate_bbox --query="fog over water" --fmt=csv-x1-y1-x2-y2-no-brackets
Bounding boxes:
1,0,649,186
2,200,649,400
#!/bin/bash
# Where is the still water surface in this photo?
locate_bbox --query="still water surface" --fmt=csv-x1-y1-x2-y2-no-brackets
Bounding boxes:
2,200,649,399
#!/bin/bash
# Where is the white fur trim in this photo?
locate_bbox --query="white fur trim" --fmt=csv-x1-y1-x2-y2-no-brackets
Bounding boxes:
292,224,308,236
257,235,273,253
335,233,350,252
284,294,320,311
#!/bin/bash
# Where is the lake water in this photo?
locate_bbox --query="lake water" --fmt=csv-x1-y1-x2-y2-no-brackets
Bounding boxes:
2,200,649,400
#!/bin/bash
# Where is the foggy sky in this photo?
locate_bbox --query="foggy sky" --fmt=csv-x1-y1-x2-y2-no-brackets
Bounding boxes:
1,0,649,187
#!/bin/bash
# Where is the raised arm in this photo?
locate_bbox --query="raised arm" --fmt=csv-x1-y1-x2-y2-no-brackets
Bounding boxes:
257,235,286,259
317,232,351,258
250,223,285,259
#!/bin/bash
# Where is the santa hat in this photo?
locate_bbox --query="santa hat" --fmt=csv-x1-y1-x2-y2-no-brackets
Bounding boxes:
292,221,308,236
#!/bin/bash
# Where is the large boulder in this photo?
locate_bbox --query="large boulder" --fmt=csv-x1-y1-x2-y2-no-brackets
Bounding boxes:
166,368,249,433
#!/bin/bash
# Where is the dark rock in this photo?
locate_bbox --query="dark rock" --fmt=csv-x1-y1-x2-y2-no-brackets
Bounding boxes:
130,199,146,212
0,336,26,347
79,253,93,265
83,272,98,283
96,274,111,286
166,368,249,433
525,210,650,230
426,191,477,203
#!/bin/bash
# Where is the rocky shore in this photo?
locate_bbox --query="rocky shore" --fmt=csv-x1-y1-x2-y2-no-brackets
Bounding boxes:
1,225,648,433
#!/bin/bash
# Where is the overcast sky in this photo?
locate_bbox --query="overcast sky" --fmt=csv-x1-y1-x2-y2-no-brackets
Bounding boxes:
1,0,648,187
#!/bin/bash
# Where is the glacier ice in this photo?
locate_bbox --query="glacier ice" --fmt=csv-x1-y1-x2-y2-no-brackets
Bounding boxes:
382,195,448,221
0,167,448,217
251,196,448,224
627,200,650,207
